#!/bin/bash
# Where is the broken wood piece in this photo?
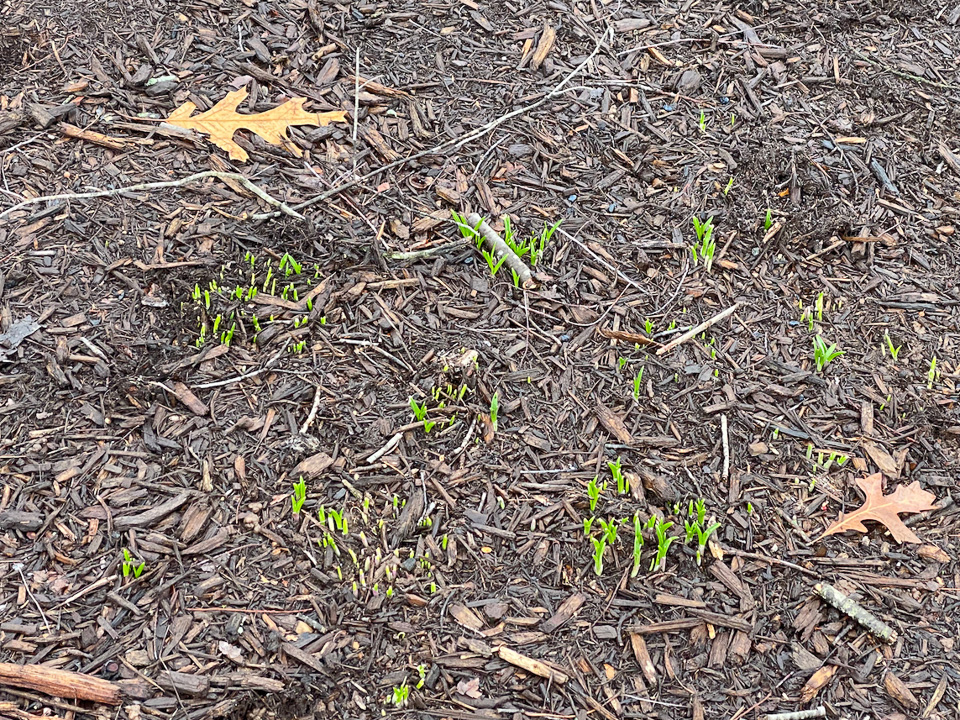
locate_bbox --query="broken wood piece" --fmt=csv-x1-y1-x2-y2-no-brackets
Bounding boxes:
60,123,131,151
593,401,632,443
345,74,409,98
465,212,534,288
0,662,121,705
281,642,327,673
496,646,567,684
157,670,210,697
883,670,919,707
530,25,556,71
541,592,586,633
629,634,657,684
0,511,43,532
814,583,896,643
169,382,208,416
623,618,703,635
656,303,740,355
686,609,753,633
113,492,192,532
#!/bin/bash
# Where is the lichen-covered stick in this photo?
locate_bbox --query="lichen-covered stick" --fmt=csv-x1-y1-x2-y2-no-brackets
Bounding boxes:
814,583,896,643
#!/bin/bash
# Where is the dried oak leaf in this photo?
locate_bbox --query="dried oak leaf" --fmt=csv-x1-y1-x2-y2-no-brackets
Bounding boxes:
166,87,346,162
821,473,936,544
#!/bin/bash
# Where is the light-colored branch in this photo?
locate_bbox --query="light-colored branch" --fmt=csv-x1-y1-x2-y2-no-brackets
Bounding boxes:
388,239,469,261
656,302,741,356
721,414,730,480
764,707,826,720
0,171,303,223
814,582,896,643
466,212,533,287
252,28,613,222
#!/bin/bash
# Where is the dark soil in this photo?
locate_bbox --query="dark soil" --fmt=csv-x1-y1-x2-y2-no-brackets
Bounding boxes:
1,0,958,718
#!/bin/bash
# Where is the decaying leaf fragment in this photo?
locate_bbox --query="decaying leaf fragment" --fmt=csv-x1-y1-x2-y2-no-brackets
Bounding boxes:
166,87,347,161
821,473,936,544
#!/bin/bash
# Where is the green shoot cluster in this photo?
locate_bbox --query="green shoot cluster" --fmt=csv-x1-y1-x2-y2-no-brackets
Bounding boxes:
691,216,716,272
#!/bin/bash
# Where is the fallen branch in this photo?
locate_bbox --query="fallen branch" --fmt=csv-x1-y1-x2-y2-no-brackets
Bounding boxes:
814,582,896,643
764,707,826,720
0,663,121,705
466,212,533,288
656,302,741,355
0,171,303,223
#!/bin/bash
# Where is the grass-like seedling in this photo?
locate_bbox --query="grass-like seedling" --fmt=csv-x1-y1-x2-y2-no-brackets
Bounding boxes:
764,208,773,232
391,683,410,707
122,548,145,578
583,516,595,536
644,318,654,335
815,292,825,322
590,536,606,576
618,356,627,371
928,357,938,389
691,216,716,272
650,518,676,572
530,220,561,266
631,514,644,578
684,499,721,566
698,110,707,133
451,211,483,242
489,392,499,431
812,335,844,372
598,518,618,545
291,477,306,514
587,476,602,513
883,333,901,360
409,397,427,421
723,177,734,196
632,367,644,401
608,456,628,494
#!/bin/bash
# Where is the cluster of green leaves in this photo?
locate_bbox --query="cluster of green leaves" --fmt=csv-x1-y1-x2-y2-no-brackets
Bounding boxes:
812,335,844,372
186,250,317,352
691,216,716,272
607,456,628,495
683,499,721,566
122,548,145,578
452,212,560,286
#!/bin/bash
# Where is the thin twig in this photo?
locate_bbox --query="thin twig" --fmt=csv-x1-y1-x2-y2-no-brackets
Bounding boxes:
763,708,826,720
300,385,323,435
0,170,303,222
655,302,740,355
555,225,645,291
352,46,361,178
388,239,469,261
721,414,730,480
252,29,613,221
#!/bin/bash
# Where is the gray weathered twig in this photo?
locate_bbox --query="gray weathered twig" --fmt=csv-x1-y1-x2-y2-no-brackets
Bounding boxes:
815,583,896,643
763,707,826,720
656,303,741,355
466,212,533,287
0,170,304,223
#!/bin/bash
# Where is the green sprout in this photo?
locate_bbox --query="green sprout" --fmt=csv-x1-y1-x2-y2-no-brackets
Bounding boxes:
598,517,618,545
618,356,627,371
291,477,306,514
590,536,606,576
723,177,734,196
764,208,773,231
530,220,561,266
631,513,644,578
423,419,437,433
587,476,602,513
391,683,410,707
416,664,427,689
489,392,499,431
691,216,716,272
650,518,676,572
928,357,938,389
409,397,428,422
698,109,706,133
684,500,720,566
481,247,508,276
812,335,844,372
632,367,644,401
451,211,484,244
583,516,595,536
122,548,145,578
883,333,901,361
644,318,654,335
608,456,628,495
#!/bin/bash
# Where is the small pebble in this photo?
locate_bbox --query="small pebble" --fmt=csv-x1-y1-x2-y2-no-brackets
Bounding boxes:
560,334,570,342
597,120,607,130
720,96,730,105
664,104,675,112
568,194,577,202
607,203,617,212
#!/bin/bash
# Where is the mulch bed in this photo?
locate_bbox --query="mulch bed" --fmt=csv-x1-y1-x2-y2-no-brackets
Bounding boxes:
1,0,958,718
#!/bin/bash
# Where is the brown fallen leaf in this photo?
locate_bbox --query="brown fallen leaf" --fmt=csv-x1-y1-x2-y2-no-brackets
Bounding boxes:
821,473,936,544
799,664,837,702
166,87,346,162
599,328,658,346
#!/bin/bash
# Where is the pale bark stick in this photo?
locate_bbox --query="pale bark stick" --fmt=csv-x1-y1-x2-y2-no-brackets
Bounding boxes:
0,663,121,705
466,212,534,288
656,302,740,355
